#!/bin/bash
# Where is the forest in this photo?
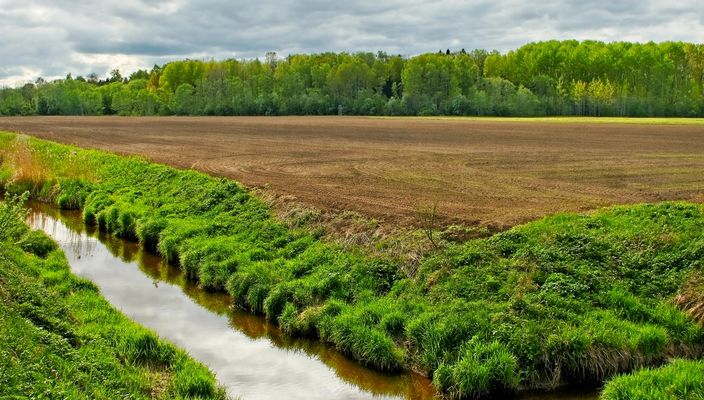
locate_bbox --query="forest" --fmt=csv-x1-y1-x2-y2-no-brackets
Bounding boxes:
1,40,703,117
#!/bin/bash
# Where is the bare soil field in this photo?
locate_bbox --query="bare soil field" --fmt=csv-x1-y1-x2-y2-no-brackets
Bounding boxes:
1,116,703,229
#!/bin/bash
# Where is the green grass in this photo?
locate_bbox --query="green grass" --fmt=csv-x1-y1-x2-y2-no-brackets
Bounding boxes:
601,359,704,400
1,130,703,399
0,193,227,399
374,116,704,125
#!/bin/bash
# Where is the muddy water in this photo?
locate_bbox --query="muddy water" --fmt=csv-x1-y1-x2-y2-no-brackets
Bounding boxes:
28,203,600,400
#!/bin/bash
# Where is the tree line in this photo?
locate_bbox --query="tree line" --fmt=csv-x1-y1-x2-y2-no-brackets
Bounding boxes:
1,40,703,117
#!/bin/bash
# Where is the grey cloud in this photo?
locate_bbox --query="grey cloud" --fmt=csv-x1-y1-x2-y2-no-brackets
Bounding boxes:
1,0,703,86
76,41,192,56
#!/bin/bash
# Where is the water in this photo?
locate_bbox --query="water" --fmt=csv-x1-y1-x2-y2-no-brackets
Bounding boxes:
28,203,599,400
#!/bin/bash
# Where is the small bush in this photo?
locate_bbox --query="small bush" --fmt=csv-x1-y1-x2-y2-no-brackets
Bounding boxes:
0,191,30,241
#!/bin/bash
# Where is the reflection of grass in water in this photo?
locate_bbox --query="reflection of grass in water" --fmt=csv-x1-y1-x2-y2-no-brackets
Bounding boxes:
8,204,225,398
40,204,435,399
514,386,602,400
264,317,436,399
225,282,438,398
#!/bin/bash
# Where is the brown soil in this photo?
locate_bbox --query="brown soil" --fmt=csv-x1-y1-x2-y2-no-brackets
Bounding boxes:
1,116,703,229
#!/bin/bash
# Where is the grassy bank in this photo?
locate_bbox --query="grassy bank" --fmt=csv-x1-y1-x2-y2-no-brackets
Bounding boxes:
0,193,227,399
601,359,704,400
1,131,702,399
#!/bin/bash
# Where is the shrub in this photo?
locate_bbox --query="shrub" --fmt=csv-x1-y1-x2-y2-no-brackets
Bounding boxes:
0,191,30,241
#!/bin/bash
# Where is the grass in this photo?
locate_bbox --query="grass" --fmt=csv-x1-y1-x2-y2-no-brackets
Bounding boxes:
0,192,227,399
676,273,704,325
601,359,704,400
376,116,704,125
1,130,703,399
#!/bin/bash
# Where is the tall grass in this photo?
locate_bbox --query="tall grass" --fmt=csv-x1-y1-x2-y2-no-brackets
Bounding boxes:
601,359,704,400
676,273,704,324
433,340,519,399
0,192,227,399
1,137,50,198
2,131,703,399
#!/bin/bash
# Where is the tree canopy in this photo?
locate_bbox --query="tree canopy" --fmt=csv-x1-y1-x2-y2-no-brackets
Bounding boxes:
1,41,703,117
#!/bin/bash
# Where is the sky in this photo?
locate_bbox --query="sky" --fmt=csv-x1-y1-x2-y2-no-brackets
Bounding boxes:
1,0,703,86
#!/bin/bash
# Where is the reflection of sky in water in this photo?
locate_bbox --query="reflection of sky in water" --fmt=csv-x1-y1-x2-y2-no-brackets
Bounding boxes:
28,212,401,400
28,209,598,400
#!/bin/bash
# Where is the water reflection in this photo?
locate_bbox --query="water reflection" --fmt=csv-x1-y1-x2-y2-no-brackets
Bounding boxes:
27,204,437,400
28,203,599,400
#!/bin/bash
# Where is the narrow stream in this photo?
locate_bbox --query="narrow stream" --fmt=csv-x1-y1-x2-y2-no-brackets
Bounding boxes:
28,203,599,400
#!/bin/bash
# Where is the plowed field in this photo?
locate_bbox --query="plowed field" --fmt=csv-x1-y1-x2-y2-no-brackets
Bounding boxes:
2,116,703,228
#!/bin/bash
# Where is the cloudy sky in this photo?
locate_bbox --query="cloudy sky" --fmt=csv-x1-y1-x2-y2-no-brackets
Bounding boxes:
1,0,702,86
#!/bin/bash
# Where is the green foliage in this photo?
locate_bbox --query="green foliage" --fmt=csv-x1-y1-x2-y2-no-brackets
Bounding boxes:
3,134,704,399
56,178,91,209
322,310,407,371
2,41,703,117
17,229,58,258
172,359,221,398
0,191,30,241
0,196,226,399
135,216,167,252
433,339,519,399
601,360,704,400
